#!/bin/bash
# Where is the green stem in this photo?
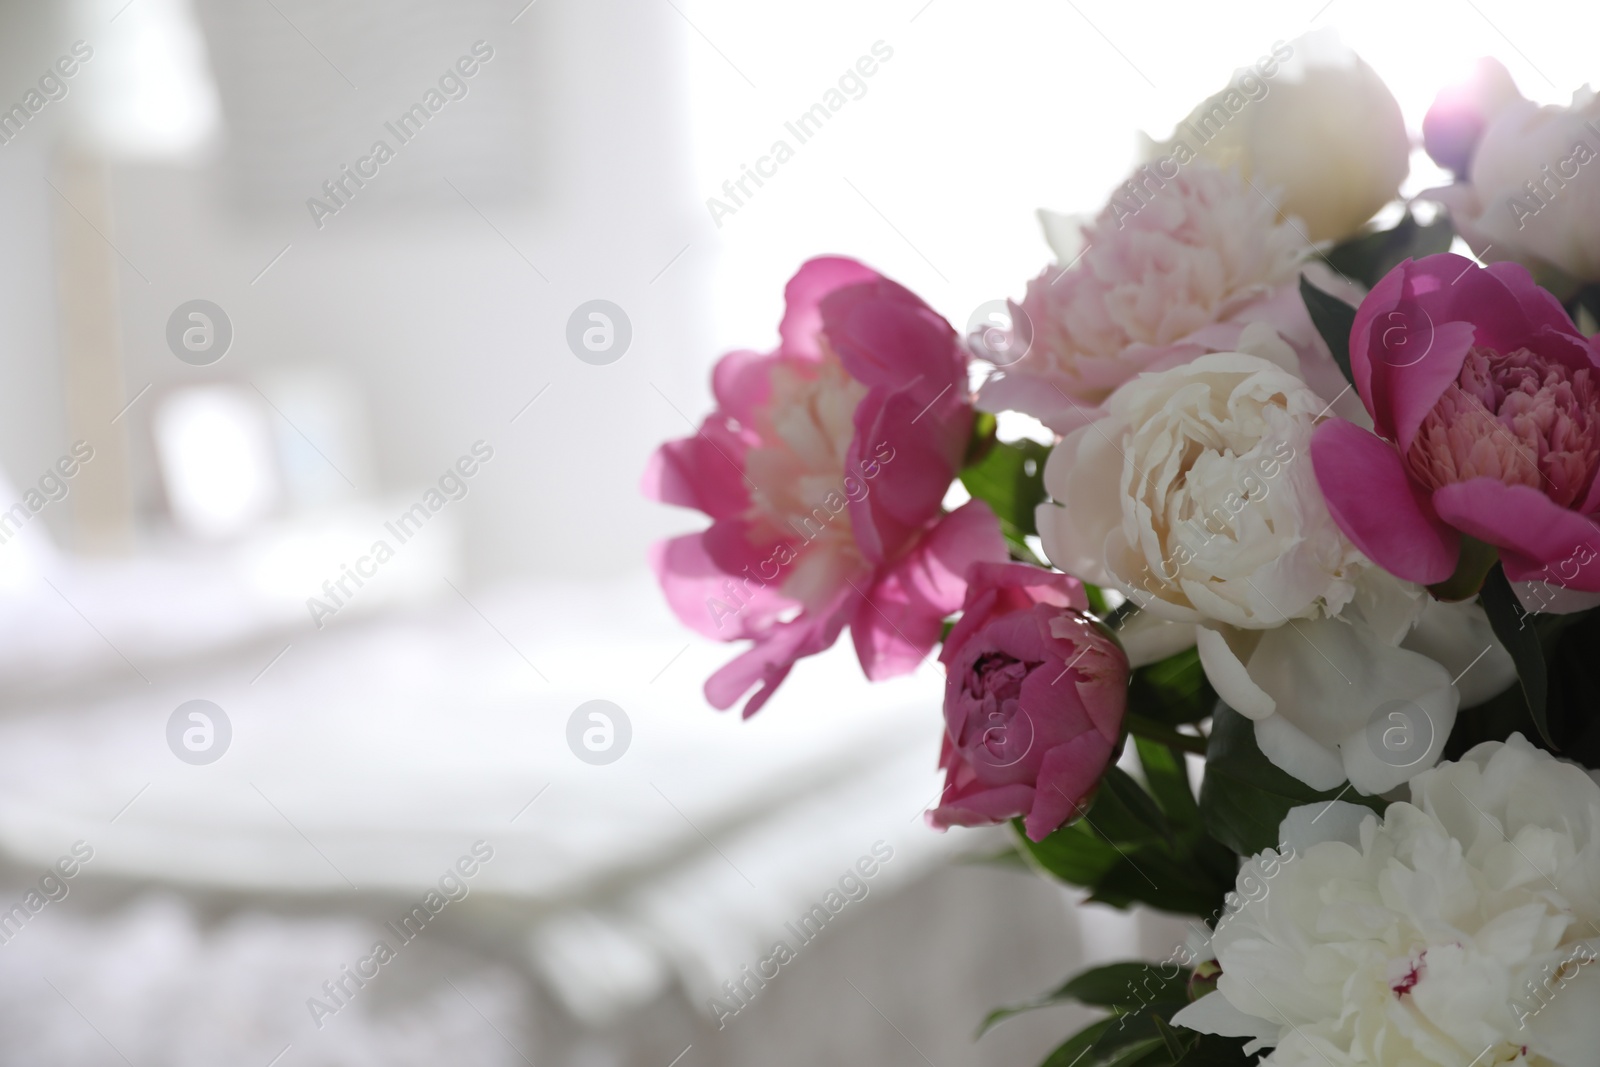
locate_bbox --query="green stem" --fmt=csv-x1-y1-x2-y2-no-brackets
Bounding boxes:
1125,714,1208,756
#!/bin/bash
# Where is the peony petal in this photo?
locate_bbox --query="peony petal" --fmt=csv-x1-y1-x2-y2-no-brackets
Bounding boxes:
1116,612,1198,669
1484,259,1590,339
1432,479,1600,592
940,561,1088,665
648,532,795,640
1525,942,1600,1066
1311,418,1460,583
1353,255,1484,451
1023,731,1118,841
975,371,1103,436
1279,801,1372,851
777,256,882,361
1241,618,1458,793
820,277,966,402
1170,992,1278,1043
928,782,1036,830
640,417,753,520
704,587,855,717
1255,714,1346,792
1401,598,1515,709
1196,624,1275,720
1037,425,1122,586
848,385,969,565
1337,674,1457,795
850,501,1007,681
710,348,774,425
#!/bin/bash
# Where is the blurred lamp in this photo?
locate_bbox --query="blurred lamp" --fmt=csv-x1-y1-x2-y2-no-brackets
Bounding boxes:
153,386,281,539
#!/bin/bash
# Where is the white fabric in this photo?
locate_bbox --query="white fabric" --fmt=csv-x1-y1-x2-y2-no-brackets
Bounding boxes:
0,567,981,1021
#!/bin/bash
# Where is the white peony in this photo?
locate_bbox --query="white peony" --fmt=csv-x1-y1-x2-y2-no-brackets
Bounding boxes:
1142,30,1407,244
1038,330,1358,629
1144,29,1409,243
1038,330,1513,793
1175,735,1600,1067
1197,592,1515,795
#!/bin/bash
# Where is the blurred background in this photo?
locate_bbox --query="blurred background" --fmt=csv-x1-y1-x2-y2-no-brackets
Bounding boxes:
0,0,1590,1063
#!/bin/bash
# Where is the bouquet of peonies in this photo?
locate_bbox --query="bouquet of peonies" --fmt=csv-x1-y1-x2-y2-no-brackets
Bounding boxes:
647,31,1600,1067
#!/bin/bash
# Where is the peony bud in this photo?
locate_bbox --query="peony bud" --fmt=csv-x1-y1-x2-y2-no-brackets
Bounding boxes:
929,562,1129,842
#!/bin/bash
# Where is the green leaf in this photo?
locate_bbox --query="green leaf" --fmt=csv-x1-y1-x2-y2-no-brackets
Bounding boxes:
1200,703,1384,856
1017,816,1123,887
960,845,1031,870
980,962,1187,1037
1060,962,1189,1008
1152,1015,1189,1062
1299,277,1358,388
1323,209,1454,288
1479,564,1553,747
1098,1037,1170,1067
1085,849,1231,917
1095,767,1175,848
1136,737,1200,829
1021,754,1233,916
960,436,1051,538
965,410,999,465
1089,1006,1187,1064
1128,646,1217,725
1037,1020,1115,1067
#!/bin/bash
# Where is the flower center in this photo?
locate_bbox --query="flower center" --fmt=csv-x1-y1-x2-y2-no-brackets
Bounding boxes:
970,652,1030,706
1387,950,1426,997
740,348,869,606
1405,345,1600,507
964,652,1036,767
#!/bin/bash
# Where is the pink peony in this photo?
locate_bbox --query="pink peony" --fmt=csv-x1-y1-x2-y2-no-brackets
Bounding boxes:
1311,253,1600,599
1420,57,1522,177
930,562,1128,842
644,256,1006,716
976,162,1334,434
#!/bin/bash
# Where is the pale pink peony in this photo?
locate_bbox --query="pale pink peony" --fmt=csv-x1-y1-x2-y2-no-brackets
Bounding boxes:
645,257,1006,716
1423,61,1600,283
976,162,1326,433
